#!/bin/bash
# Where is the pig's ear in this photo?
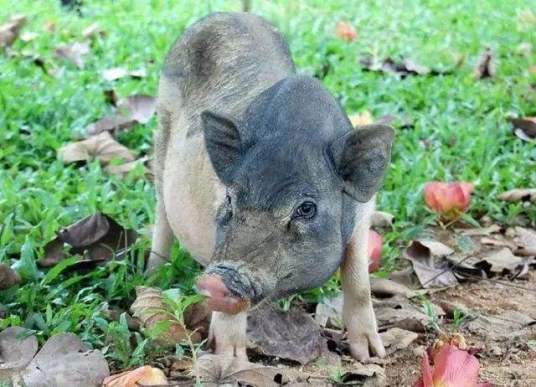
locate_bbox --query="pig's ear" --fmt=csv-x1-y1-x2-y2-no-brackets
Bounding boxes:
328,124,394,202
201,110,242,185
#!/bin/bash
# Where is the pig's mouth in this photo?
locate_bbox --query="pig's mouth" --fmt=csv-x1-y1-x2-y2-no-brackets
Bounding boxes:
196,265,261,315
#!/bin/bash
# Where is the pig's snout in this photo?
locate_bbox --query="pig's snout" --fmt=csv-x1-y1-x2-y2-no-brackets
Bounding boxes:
196,269,252,315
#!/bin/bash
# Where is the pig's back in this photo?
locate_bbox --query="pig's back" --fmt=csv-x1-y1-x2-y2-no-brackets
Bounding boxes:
158,13,294,265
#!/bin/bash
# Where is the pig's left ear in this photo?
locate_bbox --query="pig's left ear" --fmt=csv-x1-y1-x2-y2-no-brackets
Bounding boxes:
328,124,394,202
201,110,242,185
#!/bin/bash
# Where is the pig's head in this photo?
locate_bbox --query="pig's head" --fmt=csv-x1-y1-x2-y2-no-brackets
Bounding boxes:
197,76,394,314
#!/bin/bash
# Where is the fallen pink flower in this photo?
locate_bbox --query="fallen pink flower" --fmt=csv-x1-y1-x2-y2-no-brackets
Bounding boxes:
368,230,383,272
424,181,474,219
335,21,357,42
415,344,491,387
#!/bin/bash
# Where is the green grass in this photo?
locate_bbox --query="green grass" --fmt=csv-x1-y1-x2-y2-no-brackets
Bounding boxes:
1,0,535,369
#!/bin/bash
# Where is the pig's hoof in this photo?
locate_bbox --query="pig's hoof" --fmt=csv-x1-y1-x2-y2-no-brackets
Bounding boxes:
349,332,386,363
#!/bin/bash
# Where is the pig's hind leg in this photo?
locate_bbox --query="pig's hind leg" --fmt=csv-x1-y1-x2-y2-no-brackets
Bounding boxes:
209,311,248,359
341,200,386,362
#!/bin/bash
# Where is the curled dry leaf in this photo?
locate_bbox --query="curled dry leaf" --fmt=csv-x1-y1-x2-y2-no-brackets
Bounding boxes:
475,247,529,274
423,181,473,220
55,41,90,69
248,304,323,364
415,344,490,387
130,286,199,348
117,95,156,124
497,188,536,203
0,264,21,289
368,229,383,272
40,212,137,268
509,116,536,141
474,48,495,79
0,15,26,48
335,21,357,42
102,67,146,81
102,366,168,387
85,115,137,136
404,240,458,288
371,210,395,229
58,131,135,165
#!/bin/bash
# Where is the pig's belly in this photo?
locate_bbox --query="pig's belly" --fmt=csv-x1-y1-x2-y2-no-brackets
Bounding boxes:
162,134,225,267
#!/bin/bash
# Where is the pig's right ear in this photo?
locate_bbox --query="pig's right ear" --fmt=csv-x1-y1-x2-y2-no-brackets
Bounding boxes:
201,110,242,185
328,124,394,203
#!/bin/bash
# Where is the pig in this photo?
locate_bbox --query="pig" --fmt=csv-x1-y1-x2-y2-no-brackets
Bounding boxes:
146,12,394,362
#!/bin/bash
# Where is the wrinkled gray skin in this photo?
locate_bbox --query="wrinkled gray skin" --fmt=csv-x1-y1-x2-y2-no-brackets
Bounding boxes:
147,12,394,361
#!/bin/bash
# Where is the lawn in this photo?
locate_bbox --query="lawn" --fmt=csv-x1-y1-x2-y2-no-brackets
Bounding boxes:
1,0,535,382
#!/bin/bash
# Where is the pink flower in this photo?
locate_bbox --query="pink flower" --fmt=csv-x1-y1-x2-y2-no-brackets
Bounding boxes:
368,230,383,272
335,21,357,42
424,182,474,218
415,344,491,387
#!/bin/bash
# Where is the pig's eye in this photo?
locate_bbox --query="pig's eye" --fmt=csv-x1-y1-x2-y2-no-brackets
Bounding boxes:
293,201,317,220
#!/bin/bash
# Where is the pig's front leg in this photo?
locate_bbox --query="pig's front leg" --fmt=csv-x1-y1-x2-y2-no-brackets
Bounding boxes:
341,203,385,362
209,311,248,359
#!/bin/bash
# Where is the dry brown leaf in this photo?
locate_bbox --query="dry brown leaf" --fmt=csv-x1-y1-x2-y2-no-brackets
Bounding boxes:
0,327,38,371
0,264,21,290
55,41,90,69
335,21,357,42
404,240,458,288
509,116,536,141
0,15,26,48
510,227,536,256
336,365,386,386
82,22,104,39
248,304,324,364
497,188,536,203
20,333,109,386
467,310,535,341
380,327,419,355
315,294,343,329
360,56,441,77
104,157,149,178
117,95,156,124
475,247,529,274
371,210,395,229
58,131,135,165
102,67,146,81
102,366,167,387
474,48,495,79
374,295,435,333
130,286,198,347
39,212,138,268
85,115,137,136
196,353,285,387
370,276,424,298
480,235,517,250
458,224,501,236
349,111,373,127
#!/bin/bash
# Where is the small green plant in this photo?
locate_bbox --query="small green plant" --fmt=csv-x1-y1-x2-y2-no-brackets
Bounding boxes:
422,299,442,333
452,307,467,330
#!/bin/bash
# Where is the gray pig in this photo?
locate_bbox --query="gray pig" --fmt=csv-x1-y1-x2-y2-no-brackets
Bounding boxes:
147,12,394,362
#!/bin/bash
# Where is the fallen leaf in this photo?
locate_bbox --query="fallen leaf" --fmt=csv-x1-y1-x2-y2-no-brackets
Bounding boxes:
0,327,38,371
370,276,423,298
196,353,285,387
349,110,373,126
117,95,156,124
335,21,357,42
102,67,146,81
380,327,419,354
337,364,386,385
85,115,137,136
58,131,135,165
0,264,21,290
54,41,90,68
0,15,26,48
423,181,474,220
368,230,383,273
248,304,323,364
82,22,104,39
405,240,458,288
474,47,495,79
21,333,109,387
39,212,137,267
130,286,198,347
315,294,343,329
371,210,395,229
104,156,151,178
510,226,536,256
101,307,141,331
497,188,536,203
374,295,433,333
458,224,501,237
467,310,535,341
102,366,168,387
480,235,517,250
359,56,446,77
415,344,490,387
475,247,529,274
509,116,536,142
